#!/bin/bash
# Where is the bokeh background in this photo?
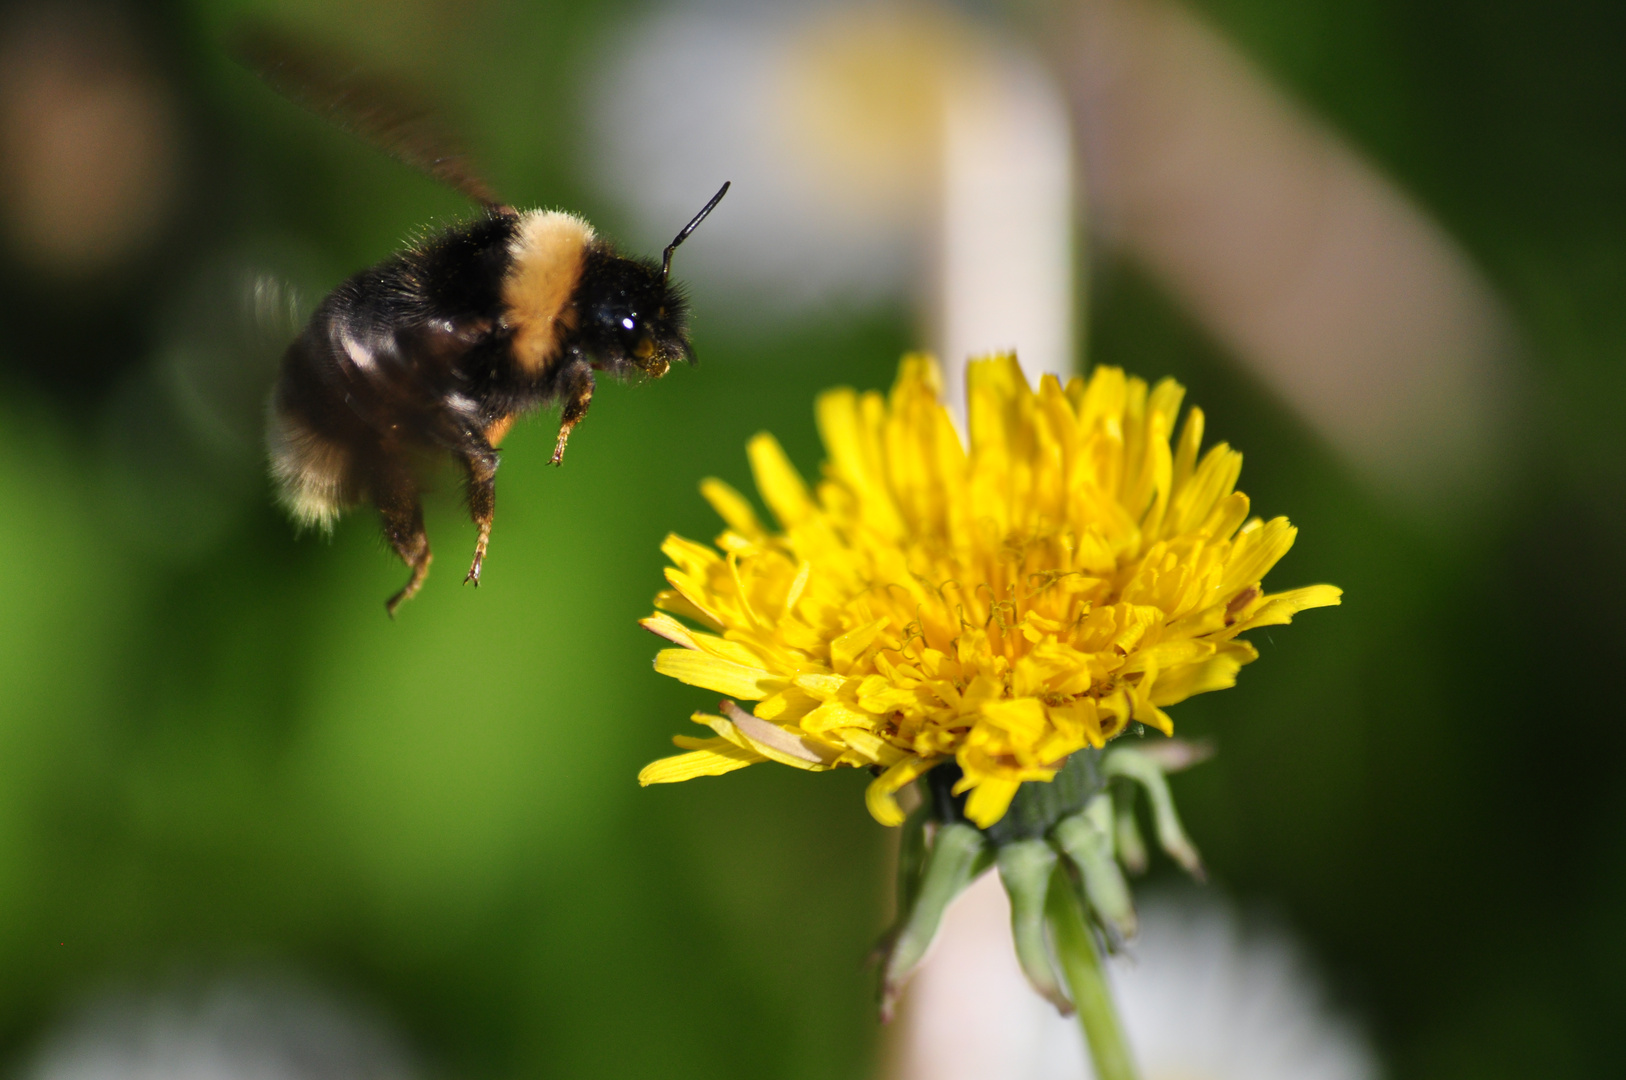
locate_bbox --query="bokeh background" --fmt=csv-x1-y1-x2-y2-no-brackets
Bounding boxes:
0,0,1622,1077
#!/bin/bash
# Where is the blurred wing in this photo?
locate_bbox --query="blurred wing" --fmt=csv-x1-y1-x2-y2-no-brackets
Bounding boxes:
242,270,309,348
231,24,506,211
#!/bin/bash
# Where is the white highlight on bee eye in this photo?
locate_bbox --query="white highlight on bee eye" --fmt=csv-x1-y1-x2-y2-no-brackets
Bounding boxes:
622,317,636,330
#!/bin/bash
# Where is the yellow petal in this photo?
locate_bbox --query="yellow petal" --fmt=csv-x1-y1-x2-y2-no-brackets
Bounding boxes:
963,777,1022,828
1150,650,1249,705
818,389,907,539
654,649,783,699
661,533,721,575
1120,639,1214,674
661,569,725,628
1170,444,1242,536
979,698,1049,740
689,631,771,668
1171,405,1205,494
1219,516,1298,596
838,728,909,766
793,673,848,699
1147,377,1186,435
640,612,698,649
1223,583,1342,636
800,698,874,734
816,389,869,487
700,477,765,539
891,352,944,401
721,700,841,770
831,617,891,673
638,739,765,784
653,588,723,631
865,755,937,826
692,710,824,774
747,432,814,527
783,560,812,613
753,687,821,722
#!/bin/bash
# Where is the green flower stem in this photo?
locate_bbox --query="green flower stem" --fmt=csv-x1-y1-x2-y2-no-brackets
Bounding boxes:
1046,872,1139,1080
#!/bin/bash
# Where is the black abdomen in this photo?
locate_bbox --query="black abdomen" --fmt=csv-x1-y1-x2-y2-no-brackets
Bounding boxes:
267,213,525,525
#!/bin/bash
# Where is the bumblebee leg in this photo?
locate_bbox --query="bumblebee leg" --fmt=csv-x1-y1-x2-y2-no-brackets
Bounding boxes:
461,444,500,586
549,360,595,466
378,488,432,618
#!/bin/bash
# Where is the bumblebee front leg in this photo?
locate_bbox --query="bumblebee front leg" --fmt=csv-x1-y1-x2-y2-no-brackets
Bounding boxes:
549,359,595,466
461,441,500,586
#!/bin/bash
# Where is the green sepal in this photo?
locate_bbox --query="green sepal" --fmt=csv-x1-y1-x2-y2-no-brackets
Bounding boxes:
996,839,1072,1013
895,801,930,916
1102,745,1204,878
1111,779,1149,875
1053,798,1138,947
879,822,986,1021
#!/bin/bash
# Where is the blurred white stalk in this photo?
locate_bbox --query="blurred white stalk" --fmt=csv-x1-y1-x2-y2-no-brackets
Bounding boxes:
934,50,1078,419
593,0,1514,515
887,875,1378,1080
1047,0,1513,510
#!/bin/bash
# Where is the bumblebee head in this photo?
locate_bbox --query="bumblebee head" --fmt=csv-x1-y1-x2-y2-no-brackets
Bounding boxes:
573,183,728,379
573,253,692,378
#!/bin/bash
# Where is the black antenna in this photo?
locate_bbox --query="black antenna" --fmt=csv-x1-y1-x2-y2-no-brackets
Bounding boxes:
662,181,730,284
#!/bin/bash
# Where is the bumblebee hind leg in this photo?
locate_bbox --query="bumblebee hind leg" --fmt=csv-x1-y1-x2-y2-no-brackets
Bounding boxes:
376,475,432,618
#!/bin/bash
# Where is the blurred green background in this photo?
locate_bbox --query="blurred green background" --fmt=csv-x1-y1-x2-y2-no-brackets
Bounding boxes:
0,0,1622,1077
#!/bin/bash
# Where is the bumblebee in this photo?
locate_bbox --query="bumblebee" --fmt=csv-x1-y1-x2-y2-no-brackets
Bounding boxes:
243,31,727,614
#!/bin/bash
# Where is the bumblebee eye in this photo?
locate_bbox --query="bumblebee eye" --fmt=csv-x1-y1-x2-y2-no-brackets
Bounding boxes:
621,316,636,330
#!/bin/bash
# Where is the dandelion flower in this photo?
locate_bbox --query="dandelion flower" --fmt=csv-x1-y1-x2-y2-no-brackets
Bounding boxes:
638,354,1340,830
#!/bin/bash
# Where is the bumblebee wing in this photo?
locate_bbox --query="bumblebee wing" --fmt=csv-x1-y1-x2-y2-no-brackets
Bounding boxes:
243,271,309,347
232,24,506,211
